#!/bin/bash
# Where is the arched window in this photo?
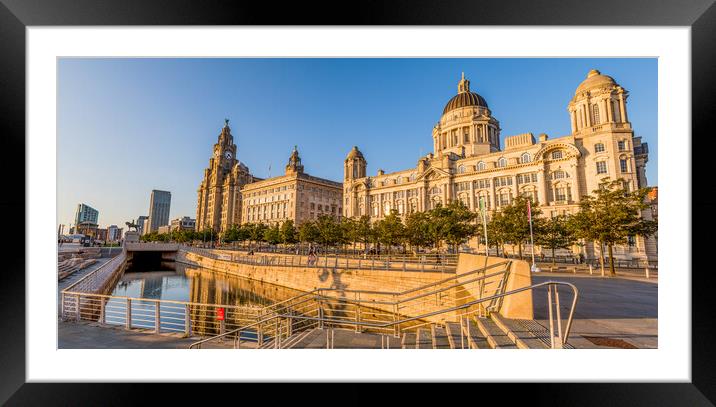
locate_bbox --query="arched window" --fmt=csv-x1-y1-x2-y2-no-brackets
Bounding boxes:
592,104,600,125
396,177,402,184
409,173,416,182
457,165,466,174
477,161,486,171
594,143,605,153
521,153,531,163
620,158,629,173
497,157,507,168
551,150,563,160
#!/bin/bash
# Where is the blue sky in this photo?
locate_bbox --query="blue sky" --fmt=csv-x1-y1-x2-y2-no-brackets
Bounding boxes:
57,58,657,229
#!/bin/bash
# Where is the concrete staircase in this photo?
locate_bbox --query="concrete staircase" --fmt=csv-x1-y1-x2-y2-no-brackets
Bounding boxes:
192,314,565,349
401,314,553,349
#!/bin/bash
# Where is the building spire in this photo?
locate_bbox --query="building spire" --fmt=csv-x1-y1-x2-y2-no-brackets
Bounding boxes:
458,72,470,93
224,118,230,128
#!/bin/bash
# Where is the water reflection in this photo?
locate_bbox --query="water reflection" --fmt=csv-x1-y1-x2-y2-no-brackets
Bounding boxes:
111,262,305,307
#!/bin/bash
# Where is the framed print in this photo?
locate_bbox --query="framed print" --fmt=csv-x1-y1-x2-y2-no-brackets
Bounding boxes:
1,0,714,404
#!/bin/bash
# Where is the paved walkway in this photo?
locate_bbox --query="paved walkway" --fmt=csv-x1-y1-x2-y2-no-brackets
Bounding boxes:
531,274,657,348
58,321,201,349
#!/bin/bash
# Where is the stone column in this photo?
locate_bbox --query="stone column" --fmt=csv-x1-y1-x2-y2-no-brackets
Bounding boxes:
619,94,627,123
537,170,547,205
570,110,577,132
469,180,475,210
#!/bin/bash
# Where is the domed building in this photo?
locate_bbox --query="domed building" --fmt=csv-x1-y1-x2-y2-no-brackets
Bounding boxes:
343,71,655,262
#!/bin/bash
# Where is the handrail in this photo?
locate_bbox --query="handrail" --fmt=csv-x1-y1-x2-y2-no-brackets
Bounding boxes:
189,280,578,349
62,250,127,293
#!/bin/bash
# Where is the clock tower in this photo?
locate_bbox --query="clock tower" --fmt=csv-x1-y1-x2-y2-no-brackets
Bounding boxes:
196,119,255,233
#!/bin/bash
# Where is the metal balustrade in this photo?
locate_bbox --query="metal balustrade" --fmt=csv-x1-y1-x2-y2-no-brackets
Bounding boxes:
60,291,263,336
183,246,457,273
190,279,578,350
189,260,529,349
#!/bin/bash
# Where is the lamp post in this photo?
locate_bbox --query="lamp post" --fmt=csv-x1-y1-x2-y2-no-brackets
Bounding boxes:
528,199,540,273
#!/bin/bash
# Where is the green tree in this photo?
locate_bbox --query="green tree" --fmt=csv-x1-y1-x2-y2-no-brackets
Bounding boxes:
315,215,342,247
374,210,406,255
442,201,478,252
570,179,658,276
426,202,478,253
404,211,432,252
222,225,241,242
279,220,298,244
263,223,281,245
496,196,542,259
355,215,375,252
298,220,319,245
534,215,577,265
242,223,268,248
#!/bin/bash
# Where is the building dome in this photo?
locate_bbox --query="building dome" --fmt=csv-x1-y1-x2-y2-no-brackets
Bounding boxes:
346,146,365,161
442,73,488,115
575,69,617,95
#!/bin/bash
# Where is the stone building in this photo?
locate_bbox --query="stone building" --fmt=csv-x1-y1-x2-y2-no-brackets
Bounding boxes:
241,146,343,226
196,122,342,231
343,70,656,261
196,120,257,232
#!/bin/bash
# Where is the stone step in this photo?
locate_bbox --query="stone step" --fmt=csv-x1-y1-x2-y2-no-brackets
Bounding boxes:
416,328,432,349
431,325,451,349
462,319,490,349
474,317,517,349
490,313,549,349
402,332,416,349
283,329,317,349
445,322,465,349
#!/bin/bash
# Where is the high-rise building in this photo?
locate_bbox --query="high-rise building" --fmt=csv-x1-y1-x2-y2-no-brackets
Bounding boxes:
196,120,256,232
147,190,171,234
343,70,655,262
136,215,148,235
107,225,123,242
74,203,99,230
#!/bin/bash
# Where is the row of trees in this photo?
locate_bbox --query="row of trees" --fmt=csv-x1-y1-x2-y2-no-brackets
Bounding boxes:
141,180,656,275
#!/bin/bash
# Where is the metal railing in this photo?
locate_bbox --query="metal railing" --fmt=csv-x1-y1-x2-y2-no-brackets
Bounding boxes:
189,260,517,349
183,246,457,273
190,280,578,350
63,250,128,294
59,291,263,337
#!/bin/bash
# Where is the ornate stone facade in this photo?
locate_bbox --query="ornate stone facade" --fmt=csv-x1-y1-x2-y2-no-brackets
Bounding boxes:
343,70,656,261
197,128,343,232
241,146,343,226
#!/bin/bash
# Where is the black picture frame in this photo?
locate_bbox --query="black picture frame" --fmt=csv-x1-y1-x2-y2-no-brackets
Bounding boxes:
1,0,713,404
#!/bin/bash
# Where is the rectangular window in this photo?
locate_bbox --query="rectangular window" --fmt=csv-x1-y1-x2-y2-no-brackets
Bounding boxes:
555,188,566,201
596,161,607,174
618,140,627,151
620,159,628,173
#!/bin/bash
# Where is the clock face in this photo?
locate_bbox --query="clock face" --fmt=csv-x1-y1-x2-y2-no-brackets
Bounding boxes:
224,151,232,160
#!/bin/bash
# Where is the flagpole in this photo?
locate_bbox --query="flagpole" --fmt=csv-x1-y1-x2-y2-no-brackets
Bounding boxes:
528,199,540,273
479,197,488,257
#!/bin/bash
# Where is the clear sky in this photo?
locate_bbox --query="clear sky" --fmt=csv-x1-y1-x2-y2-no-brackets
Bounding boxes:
57,58,657,230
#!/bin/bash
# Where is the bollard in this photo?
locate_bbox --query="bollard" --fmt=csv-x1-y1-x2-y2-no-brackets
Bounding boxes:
589,264,593,275
645,267,650,279
572,266,577,274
